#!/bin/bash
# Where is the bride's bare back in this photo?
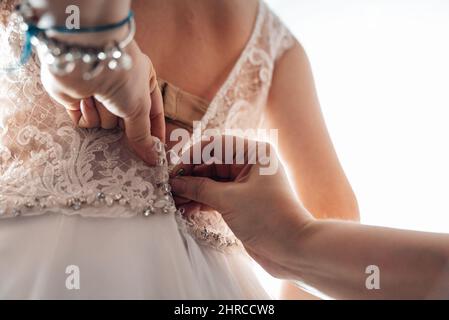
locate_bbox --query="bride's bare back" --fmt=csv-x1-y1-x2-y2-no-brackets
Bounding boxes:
0,0,293,299
0,0,359,299
135,0,358,221
132,0,360,300
133,0,259,102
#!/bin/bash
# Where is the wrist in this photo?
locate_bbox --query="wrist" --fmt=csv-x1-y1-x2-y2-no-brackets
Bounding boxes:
29,0,131,28
277,215,317,281
22,4,136,79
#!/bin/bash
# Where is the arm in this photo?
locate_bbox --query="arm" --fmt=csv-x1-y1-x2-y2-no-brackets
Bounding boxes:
265,42,359,220
29,0,131,26
288,220,449,299
169,137,449,299
264,40,359,299
26,0,165,163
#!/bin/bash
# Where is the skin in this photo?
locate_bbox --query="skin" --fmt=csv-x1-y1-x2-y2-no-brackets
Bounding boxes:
265,32,360,300
37,0,359,299
170,137,449,300
31,0,131,26
31,0,165,165
134,1,359,298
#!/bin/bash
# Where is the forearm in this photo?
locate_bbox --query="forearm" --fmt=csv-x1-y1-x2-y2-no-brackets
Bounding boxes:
291,171,360,221
28,0,131,26
265,42,360,222
26,0,133,49
286,220,449,299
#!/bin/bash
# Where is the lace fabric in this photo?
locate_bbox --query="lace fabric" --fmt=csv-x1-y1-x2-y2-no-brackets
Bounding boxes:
0,0,295,249
196,1,295,137
0,1,173,218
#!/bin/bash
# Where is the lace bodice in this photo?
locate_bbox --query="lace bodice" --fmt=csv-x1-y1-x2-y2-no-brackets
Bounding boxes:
198,2,294,135
0,0,295,249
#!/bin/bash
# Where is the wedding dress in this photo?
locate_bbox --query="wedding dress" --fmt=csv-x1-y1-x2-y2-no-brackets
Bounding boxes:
0,0,295,299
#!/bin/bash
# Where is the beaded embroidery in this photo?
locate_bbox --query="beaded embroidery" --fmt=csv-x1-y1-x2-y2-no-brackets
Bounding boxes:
0,0,295,250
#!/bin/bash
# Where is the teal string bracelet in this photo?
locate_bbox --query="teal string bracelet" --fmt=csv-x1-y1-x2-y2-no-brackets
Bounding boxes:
4,3,137,79
20,11,135,65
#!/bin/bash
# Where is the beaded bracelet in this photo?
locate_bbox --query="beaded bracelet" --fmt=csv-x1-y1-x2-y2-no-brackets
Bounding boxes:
13,1,135,80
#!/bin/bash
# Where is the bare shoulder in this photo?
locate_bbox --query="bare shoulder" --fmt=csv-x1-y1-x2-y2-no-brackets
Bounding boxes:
265,40,361,221
268,40,312,108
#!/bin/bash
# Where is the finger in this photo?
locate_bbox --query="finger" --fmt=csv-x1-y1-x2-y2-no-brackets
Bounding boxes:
65,108,82,126
118,118,125,130
40,65,81,109
179,202,202,218
47,91,83,126
173,195,191,206
171,136,251,179
170,176,230,209
170,162,195,179
170,161,231,182
149,82,166,143
173,191,216,212
169,146,218,180
192,164,233,182
192,164,214,177
95,100,119,129
78,98,101,128
123,105,159,165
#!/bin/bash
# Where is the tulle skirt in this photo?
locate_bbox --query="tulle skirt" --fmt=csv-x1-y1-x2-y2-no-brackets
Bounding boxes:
0,211,270,299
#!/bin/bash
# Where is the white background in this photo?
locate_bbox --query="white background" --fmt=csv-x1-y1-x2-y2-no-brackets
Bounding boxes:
261,0,449,297
266,0,449,231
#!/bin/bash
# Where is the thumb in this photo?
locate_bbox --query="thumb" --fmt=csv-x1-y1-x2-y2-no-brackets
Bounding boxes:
170,176,229,210
123,107,159,165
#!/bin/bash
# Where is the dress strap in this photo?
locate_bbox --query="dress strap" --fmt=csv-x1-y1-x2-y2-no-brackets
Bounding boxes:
158,79,209,131
263,1,296,62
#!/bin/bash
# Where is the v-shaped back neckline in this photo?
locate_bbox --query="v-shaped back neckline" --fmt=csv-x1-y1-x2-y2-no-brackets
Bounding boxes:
207,0,265,107
159,0,265,109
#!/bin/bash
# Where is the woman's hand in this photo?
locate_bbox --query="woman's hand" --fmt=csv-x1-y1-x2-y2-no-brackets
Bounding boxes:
38,40,165,165
169,136,314,279
169,137,449,300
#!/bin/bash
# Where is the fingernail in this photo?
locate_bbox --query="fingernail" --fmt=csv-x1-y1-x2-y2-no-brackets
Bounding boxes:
147,139,167,166
170,178,186,194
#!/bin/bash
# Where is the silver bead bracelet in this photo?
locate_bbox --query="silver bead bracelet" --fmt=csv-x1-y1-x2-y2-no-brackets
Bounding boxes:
15,1,136,80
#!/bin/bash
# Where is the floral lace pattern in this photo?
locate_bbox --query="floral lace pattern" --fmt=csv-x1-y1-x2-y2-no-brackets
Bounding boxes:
186,1,295,249
194,1,295,139
0,0,295,250
0,1,174,219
